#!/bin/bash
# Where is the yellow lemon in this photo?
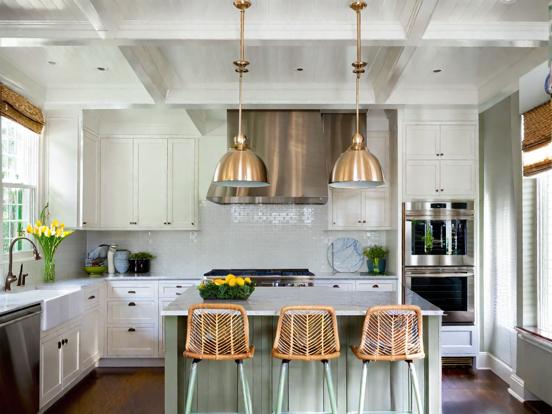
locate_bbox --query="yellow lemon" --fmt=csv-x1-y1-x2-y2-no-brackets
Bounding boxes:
236,277,245,287
228,278,237,287
225,274,235,282
214,279,225,286
244,277,252,285
26,224,34,234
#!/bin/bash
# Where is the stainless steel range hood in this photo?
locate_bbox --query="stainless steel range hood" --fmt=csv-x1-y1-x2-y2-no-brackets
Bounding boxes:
207,110,329,204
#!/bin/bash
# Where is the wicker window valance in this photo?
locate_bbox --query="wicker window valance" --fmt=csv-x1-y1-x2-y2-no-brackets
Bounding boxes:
522,100,552,177
0,84,45,134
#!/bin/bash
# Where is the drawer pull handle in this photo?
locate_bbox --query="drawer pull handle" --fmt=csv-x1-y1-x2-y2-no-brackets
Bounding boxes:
332,285,340,288
128,328,136,332
176,285,183,288
128,302,136,306
128,290,136,294
176,292,182,296
372,284,379,288
88,295,96,300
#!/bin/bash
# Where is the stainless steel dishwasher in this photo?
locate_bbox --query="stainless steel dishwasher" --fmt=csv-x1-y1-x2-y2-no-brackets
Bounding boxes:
0,303,41,414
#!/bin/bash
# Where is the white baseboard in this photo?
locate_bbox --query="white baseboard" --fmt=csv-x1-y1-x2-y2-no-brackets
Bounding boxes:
477,352,539,403
98,357,164,368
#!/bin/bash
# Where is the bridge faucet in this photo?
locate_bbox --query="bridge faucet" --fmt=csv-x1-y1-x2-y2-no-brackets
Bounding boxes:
3,237,41,291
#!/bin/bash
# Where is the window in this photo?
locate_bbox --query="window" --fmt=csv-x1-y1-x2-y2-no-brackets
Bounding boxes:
1,116,39,254
537,173,552,333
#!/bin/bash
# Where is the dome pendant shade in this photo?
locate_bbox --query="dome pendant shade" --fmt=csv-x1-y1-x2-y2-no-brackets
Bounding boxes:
330,146,384,188
212,137,269,188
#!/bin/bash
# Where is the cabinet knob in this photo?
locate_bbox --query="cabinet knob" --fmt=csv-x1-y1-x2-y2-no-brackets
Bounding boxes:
88,295,96,300
128,290,136,294
176,285,183,288
435,189,438,192
372,284,379,288
128,302,136,307
440,189,444,192
191,222,195,226
176,292,181,296
128,328,136,332
332,285,340,288
357,220,362,223
440,153,444,156
58,341,62,349
82,222,87,225
362,220,366,223
167,222,171,225
436,153,439,157
129,221,137,225
163,222,167,225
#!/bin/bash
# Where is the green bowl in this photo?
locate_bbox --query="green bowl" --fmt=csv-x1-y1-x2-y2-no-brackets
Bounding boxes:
83,266,107,276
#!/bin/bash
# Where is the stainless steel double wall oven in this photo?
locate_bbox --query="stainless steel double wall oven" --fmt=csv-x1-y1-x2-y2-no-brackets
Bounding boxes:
403,201,475,324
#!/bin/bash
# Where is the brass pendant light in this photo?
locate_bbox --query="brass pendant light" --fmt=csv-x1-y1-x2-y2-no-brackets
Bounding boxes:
330,1,384,189
212,0,269,188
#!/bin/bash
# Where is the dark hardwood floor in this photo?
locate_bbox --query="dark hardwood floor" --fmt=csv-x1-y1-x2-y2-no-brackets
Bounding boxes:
46,367,551,414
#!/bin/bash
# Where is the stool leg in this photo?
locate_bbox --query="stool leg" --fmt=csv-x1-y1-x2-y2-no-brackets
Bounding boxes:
358,361,369,414
274,360,289,414
185,359,199,414
237,360,252,414
407,361,423,414
323,360,338,414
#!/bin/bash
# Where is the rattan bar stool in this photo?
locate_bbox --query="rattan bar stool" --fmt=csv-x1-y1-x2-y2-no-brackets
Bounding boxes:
183,304,255,414
352,305,425,414
272,306,341,414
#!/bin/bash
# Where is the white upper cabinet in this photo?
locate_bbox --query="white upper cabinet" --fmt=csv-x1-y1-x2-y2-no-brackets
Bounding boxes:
95,137,198,230
440,125,476,160
329,188,391,230
100,139,135,228
404,122,477,199
135,139,168,228
81,129,99,228
167,139,197,229
405,125,440,159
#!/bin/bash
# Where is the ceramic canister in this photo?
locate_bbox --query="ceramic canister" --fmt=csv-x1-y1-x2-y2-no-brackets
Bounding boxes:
114,249,130,273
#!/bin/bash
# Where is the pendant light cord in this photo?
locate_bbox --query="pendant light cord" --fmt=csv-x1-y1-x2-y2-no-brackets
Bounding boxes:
548,0,552,94
356,8,361,135
238,8,245,136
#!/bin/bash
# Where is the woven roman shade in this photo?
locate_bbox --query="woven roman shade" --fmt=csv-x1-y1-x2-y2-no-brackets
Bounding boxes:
0,84,45,134
523,100,552,177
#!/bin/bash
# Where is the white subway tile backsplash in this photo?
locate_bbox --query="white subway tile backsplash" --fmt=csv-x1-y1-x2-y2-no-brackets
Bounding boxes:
86,203,386,276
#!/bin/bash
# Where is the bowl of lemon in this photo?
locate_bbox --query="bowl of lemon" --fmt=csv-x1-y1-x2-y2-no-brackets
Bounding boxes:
198,274,255,300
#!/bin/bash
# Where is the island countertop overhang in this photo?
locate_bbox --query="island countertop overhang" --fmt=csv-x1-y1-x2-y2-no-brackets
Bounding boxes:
161,286,443,317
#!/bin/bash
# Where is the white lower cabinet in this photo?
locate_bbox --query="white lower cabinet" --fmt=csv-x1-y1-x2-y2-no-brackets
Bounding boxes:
40,320,81,407
313,280,356,291
107,326,157,357
441,325,477,356
80,308,101,370
356,280,397,292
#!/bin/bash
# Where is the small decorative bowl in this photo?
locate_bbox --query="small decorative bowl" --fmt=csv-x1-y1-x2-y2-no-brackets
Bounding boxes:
83,266,107,276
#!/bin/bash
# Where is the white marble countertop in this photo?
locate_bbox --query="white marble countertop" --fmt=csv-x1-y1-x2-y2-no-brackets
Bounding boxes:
314,272,399,280
162,287,442,316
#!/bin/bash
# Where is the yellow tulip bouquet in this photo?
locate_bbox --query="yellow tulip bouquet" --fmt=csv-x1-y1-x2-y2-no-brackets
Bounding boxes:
26,204,73,282
198,274,255,300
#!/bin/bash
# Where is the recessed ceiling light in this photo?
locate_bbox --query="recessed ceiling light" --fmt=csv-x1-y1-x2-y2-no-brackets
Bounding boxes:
433,69,442,73
96,66,108,71
47,61,56,65
296,67,304,72
499,0,516,4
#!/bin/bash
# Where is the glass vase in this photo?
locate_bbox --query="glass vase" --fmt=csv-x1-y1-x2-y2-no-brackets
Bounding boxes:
43,255,56,283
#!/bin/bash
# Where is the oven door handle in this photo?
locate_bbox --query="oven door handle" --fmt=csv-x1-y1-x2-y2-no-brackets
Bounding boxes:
405,273,474,278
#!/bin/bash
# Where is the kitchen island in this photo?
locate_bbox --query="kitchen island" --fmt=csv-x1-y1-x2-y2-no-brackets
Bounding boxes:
162,287,443,414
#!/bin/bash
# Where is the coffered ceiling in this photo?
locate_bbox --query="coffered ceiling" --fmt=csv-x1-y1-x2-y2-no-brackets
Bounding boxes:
0,0,548,111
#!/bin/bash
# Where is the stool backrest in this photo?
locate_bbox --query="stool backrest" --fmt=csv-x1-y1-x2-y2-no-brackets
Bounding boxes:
273,306,340,359
359,305,424,360
186,304,250,359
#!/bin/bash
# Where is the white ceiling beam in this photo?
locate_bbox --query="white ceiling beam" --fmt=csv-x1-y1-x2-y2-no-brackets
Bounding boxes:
119,46,176,104
72,0,118,38
371,0,439,104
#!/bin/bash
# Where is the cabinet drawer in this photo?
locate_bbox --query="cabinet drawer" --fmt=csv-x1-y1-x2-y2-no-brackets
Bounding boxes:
313,280,356,291
158,281,196,299
107,300,157,324
355,281,395,291
442,326,477,356
82,285,100,310
107,282,157,299
107,326,156,357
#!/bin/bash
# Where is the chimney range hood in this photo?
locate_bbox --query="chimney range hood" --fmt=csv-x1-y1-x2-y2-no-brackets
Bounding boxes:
206,110,366,205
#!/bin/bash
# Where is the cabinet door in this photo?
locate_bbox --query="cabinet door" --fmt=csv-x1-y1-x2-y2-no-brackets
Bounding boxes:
167,139,197,229
362,189,390,228
100,139,134,228
405,161,440,199
158,299,174,355
80,308,101,370
330,189,363,227
82,130,99,228
40,335,62,406
440,125,476,160
440,160,475,197
135,139,168,228
62,326,80,388
107,326,157,357
405,125,440,159
313,280,355,291
355,280,396,292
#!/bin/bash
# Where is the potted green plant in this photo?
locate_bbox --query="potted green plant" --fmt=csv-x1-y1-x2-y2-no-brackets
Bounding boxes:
363,245,389,274
128,251,156,273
